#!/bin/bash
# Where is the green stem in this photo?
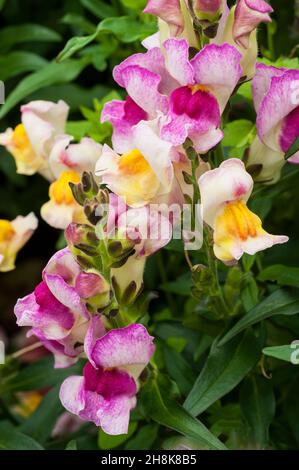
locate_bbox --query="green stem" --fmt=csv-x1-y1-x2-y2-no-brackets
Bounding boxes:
204,227,230,318
191,157,200,231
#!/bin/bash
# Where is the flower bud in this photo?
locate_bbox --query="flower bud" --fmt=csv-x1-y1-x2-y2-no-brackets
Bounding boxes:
75,271,111,310
69,171,99,206
194,0,222,19
111,257,145,304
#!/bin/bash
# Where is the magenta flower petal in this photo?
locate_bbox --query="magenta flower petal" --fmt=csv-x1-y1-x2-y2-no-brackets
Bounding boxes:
90,324,154,380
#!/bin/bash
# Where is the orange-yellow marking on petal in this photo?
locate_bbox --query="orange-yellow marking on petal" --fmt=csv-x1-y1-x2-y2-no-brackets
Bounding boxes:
49,170,81,205
214,199,263,246
213,200,264,262
118,149,152,175
0,220,15,243
12,124,31,152
189,84,210,95
10,124,37,167
116,149,160,205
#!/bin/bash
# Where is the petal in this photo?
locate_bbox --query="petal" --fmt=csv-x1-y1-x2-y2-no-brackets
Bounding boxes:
43,247,80,284
247,135,285,184
113,47,177,95
111,257,146,296
83,362,137,398
44,273,89,319
280,106,299,154
96,395,136,435
90,324,154,380
164,38,194,85
199,158,253,227
1,213,38,272
195,0,222,14
35,338,79,368
142,32,161,49
190,127,224,153
144,0,184,36
14,281,75,340
116,65,169,117
257,69,299,152
101,97,147,154
252,63,285,112
49,135,102,179
161,86,221,148
21,100,69,159
41,200,76,229
0,127,43,176
84,316,106,368
132,119,174,191
191,43,243,112
213,201,288,263
59,376,86,415
117,206,173,257
233,0,273,49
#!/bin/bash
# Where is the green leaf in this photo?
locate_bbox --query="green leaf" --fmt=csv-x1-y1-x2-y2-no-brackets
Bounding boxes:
57,32,99,62
240,376,275,447
258,265,299,287
19,386,63,444
80,0,117,19
66,121,92,140
139,373,227,450
66,440,77,450
285,136,299,159
121,0,147,9
125,424,159,450
98,422,137,450
0,57,89,118
218,288,299,347
184,329,264,417
97,16,156,43
223,120,255,148
236,81,252,100
263,344,299,364
0,52,47,81
1,357,84,393
160,273,192,296
0,422,44,450
0,24,61,53
61,13,96,35
163,344,196,395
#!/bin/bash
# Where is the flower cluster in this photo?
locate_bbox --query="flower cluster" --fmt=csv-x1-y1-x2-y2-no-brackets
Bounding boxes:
9,0,297,435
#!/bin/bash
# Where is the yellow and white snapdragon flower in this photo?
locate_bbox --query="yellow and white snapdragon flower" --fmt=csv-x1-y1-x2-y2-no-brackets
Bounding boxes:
198,159,288,264
0,213,38,272
0,100,69,180
40,136,103,229
95,120,181,208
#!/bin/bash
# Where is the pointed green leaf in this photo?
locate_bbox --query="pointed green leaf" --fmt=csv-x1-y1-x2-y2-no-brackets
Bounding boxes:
218,288,299,347
140,374,227,450
184,329,264,416
240,376,275,447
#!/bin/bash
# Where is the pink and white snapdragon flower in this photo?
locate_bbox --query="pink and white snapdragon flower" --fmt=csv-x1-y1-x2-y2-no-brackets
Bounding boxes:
247,63,299,183
60,321,154,435
14,248,107,368
103,39,242,153
214,0,273,79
